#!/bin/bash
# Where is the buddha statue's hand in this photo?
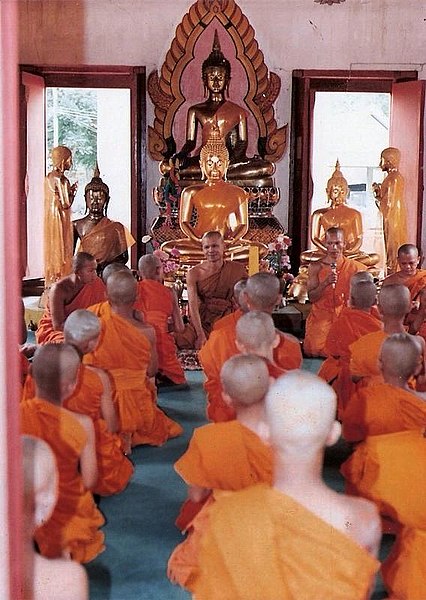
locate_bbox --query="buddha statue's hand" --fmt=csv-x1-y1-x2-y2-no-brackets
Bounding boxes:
70,181,78,199
372,182,381,199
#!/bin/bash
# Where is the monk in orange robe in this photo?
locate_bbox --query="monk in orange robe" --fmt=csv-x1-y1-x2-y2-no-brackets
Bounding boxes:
168,354,273,590
85,270,182,448
343,333,426,442
341,430,426,600
382,243,426,339
135,254,186,386
304,227,367,357
21,344,105,563
192,371,380,598
318,273,381,415
199,273,302,422
211,277,248,332
36,252,106,344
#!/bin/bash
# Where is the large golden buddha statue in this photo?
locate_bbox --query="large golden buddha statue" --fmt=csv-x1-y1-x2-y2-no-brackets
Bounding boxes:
301,160,378,267
162,124,265,264
163,31,275,187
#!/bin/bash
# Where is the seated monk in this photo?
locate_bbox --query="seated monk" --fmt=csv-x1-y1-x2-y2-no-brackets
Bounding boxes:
85,270,183,449
162,122,266,266
175,231,247,350
36,252,106,344
21,344,105,563
192,371,381,598
341,430,426,599
317,272,381,416
136,254,186,387
349,284,426,391
163,30,274,187
304,227,367,357
301,160,379,267
73,166,135,275
22,435,89,600
343,333,426,443
382,243,426,339
168,354,273,591
198,272,302,422
63,309,134,495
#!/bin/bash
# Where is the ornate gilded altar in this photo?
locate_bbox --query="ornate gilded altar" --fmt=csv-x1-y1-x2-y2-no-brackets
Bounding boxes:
147,0,287,263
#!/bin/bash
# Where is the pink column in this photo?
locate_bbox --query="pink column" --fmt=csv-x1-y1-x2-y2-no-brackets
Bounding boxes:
0,0,24,597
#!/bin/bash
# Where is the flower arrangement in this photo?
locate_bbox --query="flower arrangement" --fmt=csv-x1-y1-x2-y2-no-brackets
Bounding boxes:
260,233,294,291
141,234,181,276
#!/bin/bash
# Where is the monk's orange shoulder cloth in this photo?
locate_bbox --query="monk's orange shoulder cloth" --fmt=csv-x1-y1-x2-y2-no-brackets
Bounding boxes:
341,430,426,600
135,279,185,384
212,308,243,332
36,277,106,344
21,397,105,563
193,484,379,599
342,382,426,442
349,329,387,381
64,364,134,496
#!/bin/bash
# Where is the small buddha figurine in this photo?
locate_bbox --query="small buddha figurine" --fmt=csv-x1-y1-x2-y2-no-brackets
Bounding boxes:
162,31,275,186
372,147,407,275
73,165,135,273
301,160,378,267
162,123,264,264
44,146,77,287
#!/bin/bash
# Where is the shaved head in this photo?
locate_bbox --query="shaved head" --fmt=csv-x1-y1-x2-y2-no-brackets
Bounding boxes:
31,343,80,403
245,272,280,311
380,333,422,380
63,309,101,347
233,278,248,311
138,254,161,279
350,279,377,310
73,252,96,273
220,354,270,407
107,270,137,305
265,371,337,454
378,284,411,317
236,311,277,352
101,262,130,284
398,244,418,258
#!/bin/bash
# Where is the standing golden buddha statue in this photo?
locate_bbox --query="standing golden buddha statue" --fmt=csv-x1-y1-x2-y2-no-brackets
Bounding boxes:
44,146,77,287
373,147,407,275
162,30,275,187
162,123,265,264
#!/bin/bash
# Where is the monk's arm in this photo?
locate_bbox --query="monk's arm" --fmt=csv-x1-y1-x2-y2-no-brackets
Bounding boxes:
49,283,66,331
74,413,98,490
143,326,158,377
186,267,207,349
408,288,426,335
179,188,199,240
91,367,118,433
307,263,334,303
171,290,185,334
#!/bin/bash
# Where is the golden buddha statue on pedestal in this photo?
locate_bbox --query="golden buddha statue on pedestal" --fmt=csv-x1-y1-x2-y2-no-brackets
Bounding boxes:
161,124,266,265
290,160,379,302
161,31,275,188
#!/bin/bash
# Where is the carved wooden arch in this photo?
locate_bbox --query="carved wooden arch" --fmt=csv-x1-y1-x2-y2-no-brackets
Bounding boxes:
148,0,287,163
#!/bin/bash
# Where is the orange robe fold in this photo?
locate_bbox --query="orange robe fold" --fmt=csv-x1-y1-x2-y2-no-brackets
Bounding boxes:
75,217,133,265
85,301,182,446
135,279,186,384
318,307,382,416
199,321,302,422
349,329,388,386
211,307,243,331
21,397,105,563
64,365,134,495
304,257,366,357
36,277,106,344
168,422,273,589
341,430,426,599
403,269,426,340
342,382,426,442
193,485,379,599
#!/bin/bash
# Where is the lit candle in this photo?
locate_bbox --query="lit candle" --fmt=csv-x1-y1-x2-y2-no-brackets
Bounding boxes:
248,245,259,276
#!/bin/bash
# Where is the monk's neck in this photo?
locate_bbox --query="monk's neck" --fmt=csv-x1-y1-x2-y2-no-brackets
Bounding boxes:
237,404,268,441
382,318,406,334
273,450,325,494
383,374,410,390
110,303,134,319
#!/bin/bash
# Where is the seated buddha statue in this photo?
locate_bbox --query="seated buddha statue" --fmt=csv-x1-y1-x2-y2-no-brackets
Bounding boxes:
73,166,135,274
161,123,266,265
301,160,379,267
161,31,275,187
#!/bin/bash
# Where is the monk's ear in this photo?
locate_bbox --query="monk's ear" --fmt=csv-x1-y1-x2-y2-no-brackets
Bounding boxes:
221,391,234,408
235,340,245,353
325,420,341,447
272,332,280,349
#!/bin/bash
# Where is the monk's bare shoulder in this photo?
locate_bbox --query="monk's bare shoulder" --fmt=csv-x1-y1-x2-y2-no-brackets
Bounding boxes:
277,330,301,347
342,495,381,554
382,272,405,286
34,553,88,600
187,262,209,284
